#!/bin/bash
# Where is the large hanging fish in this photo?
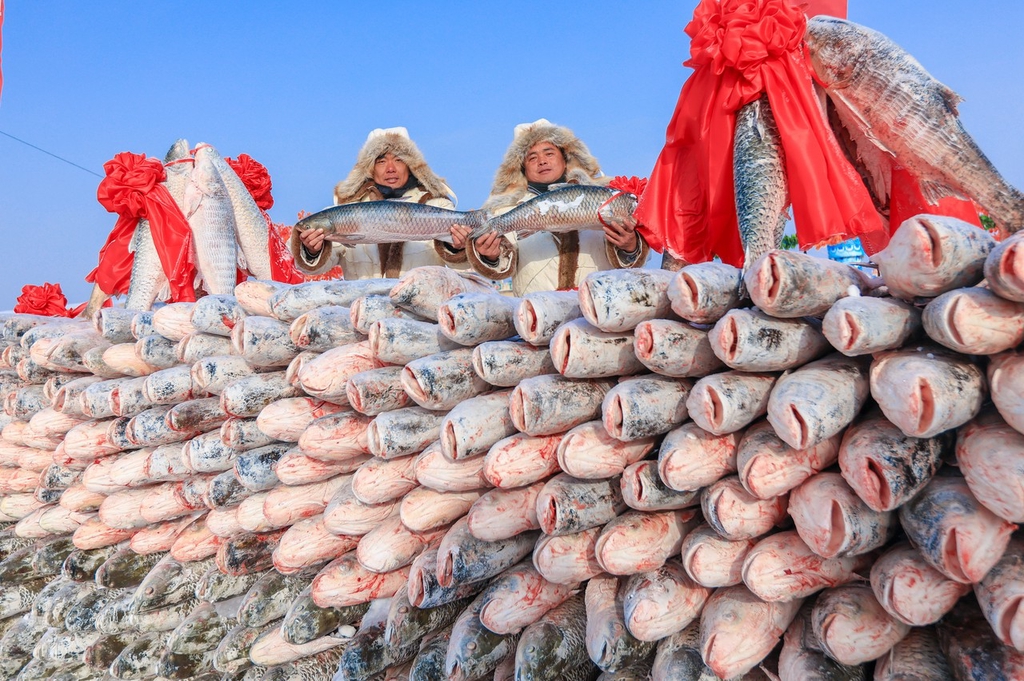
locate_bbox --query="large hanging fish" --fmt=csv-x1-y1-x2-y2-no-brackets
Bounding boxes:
806,16,1024,234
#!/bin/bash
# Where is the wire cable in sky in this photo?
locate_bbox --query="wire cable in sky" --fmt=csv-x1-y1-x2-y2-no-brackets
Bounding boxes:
0,128,103,178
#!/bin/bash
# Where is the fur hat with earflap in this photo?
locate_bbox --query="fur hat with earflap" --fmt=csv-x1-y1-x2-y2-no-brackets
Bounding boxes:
482,119,606,214
333,127,455,205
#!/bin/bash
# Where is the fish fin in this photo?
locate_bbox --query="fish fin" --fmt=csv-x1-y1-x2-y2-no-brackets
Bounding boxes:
546,182,573,191
919,180,970,205
939,84,964,115
235,244,249,273
516,229,539,239
826,93,894,207
156,282,172,303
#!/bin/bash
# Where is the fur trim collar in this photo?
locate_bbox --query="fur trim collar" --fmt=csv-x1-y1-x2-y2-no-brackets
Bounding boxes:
483,119,604,213
334,127,454,206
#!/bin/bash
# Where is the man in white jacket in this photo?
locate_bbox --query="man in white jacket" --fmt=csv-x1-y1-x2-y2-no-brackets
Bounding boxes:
455,119,648,294
291,127,467,279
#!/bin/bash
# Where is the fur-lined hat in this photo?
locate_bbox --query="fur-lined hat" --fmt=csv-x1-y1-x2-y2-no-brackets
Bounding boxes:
334,127,455,205
483,119,605,213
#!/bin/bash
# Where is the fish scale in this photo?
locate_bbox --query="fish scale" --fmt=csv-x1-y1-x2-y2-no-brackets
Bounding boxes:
734,94,789,273
297,201,486,244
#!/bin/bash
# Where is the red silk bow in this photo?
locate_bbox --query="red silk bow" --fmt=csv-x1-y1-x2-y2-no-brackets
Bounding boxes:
226,154,274,211
87,152,196,301
635,0,883,266
13,283,78,317
225,153,303,285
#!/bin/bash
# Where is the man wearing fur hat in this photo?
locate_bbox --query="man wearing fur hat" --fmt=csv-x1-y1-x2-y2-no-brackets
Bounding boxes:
453,119,648,295
292,127,467,279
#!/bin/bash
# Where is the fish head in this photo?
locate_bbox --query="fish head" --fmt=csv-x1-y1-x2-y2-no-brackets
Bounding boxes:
295,209,341,236
514,622,565,680
804,17,864,88
164,138,192,164
598,191,639,226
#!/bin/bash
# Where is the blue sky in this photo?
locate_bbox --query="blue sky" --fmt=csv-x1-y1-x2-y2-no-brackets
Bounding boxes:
0,1,1022,307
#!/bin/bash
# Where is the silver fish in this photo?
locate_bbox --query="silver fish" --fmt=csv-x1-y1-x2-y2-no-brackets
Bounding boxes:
186,143,239,295
806,16,1024,233
297,200,483,244
210,149,274,280
734,94,788,273
471,185,637,239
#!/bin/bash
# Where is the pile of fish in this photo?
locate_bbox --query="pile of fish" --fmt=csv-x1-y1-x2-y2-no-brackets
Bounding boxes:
0,213,1023,680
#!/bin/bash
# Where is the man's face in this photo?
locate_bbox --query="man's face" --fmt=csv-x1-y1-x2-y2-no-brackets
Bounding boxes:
372,152,410,188
523,141,567,184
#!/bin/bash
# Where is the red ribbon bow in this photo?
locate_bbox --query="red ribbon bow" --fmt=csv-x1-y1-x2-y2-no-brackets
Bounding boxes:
13,283,86,317
226,154,275,211
87,151,196,302
635,0,884,266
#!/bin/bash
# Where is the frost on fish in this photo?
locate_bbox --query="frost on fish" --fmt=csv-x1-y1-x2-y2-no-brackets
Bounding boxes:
578,268,677,333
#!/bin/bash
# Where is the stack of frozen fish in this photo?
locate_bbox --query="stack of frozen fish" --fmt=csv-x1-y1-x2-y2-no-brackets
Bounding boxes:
0,213,1022,680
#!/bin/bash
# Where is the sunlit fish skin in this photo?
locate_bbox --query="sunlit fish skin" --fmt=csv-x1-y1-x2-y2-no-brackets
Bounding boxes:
297,200,484,244
471,185,637,239
807,16,1024,234
734,94,788,273
185,144,238,295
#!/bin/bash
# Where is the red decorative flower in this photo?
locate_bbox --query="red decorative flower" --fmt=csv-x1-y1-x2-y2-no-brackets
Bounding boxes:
226,153,275,210
685,0,806,109
608,176,649,198
96,152,167,218
14,283,73,317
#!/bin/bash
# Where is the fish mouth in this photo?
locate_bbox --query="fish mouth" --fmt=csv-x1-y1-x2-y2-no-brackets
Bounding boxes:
1000,241,1024,293
229,322,246,356
679,272,701,314
441,421,460,461
788,405,811,450
914,377,936,436
346,384,363,413
438,306,458,338
447,660,467,681
578,284,598,326
823,499,847,558
634,323,654,359
719,315,740,362
943,295,967,349
604,396,625,439
399,367,428,403
437,549,455,588
365,421,384,458
864,457,892,511
763,252,784,305
941,527,970,583
1000,594,1024,649
918,218,944,270
626,467,648,504
706,386,725,430
509,388,527,433
840,311,860,351
518,301,541,339
539,493,559,535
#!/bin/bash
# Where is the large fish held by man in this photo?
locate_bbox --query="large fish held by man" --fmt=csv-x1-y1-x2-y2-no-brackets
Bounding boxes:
295,202,485,244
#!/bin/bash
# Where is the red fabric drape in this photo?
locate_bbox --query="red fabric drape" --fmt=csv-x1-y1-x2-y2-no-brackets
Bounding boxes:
635,0,884,267
889,164,981,238
226,153,304,284
87,152,195,301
